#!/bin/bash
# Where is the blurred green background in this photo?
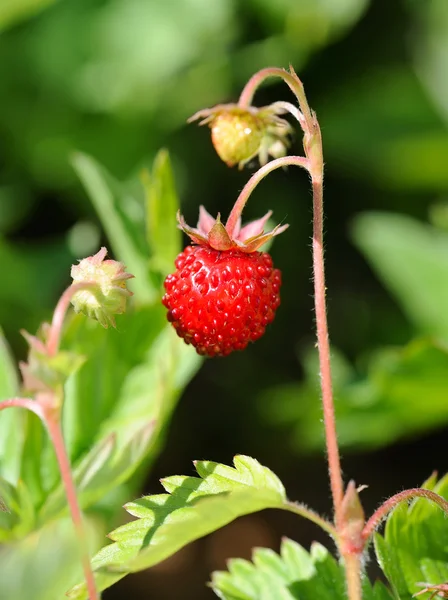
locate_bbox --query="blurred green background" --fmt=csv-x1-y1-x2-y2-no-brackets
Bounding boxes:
1,0,448,597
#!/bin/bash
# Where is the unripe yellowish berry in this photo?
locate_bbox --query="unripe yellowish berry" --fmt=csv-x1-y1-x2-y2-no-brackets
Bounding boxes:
189,103,292,169
210,109,264,167
70,247,133,328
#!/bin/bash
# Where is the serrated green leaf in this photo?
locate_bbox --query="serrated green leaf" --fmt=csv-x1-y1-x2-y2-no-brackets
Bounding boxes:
67,456,288,599
375,473,448,599
144,149,182,276
71,152,155,304
352,212,448,340
212,537,393,600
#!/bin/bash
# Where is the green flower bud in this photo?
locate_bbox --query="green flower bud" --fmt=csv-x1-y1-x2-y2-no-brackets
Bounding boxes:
70,247,133,328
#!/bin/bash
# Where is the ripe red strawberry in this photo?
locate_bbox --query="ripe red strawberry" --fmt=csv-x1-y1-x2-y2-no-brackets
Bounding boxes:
162,206,287,357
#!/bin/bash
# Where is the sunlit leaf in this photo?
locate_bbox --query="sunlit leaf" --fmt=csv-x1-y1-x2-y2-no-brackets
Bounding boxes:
68,456,288,598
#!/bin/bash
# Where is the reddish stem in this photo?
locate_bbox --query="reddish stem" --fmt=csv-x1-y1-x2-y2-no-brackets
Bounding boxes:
42,407,98,599
237,67,344,528
0,396,43,418
225,155,310,235
311,176,344,528
46,282,95,356
362,488,448,542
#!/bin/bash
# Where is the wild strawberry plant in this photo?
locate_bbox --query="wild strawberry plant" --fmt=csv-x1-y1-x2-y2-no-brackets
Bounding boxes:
1,66,448,600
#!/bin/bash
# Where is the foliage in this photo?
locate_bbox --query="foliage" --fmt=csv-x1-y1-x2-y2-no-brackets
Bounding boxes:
67,456,289,598
211,538,393,600
374,473,448,600
0,151,201,597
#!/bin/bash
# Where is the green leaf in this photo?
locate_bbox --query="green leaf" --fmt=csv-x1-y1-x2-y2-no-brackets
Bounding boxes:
143,149,182,277
212,538,393,600
71,152,155,304
374,473,448,599
352,212,448,340
261,338,448,452
67,456,288,599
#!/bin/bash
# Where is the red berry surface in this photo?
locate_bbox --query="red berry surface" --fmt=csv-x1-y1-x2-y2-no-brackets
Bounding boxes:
162,245,282,357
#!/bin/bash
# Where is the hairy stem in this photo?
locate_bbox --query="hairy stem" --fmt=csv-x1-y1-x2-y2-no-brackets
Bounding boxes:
238,66,314,127
362,488,448,542
42,407,98,600
344,554,363,600
237,65,353,594
237,66,344,526
311,176,344,528
47,282,95,356
285,501,338,539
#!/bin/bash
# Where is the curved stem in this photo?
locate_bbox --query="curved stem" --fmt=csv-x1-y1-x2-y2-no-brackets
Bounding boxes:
238,66,314,129
225,155,310,235
362,488,448,542
284,501,338,539
42,406,98,600
235,68,344,528
47,282,95,356
0,396,43,417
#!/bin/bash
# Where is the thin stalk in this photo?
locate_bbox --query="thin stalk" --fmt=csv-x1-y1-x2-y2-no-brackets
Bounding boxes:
228,153,344,527
236,67,344,527
362,488,448,542
344,554,363,600
0,396,43,417
46,282,95,356
285,501,338,539
236,66,354,595
238,66,314,127
42,407,98,600
311,176,344,527
225,155,310,234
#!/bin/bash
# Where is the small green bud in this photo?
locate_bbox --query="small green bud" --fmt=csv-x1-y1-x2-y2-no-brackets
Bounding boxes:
70,247,134,328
